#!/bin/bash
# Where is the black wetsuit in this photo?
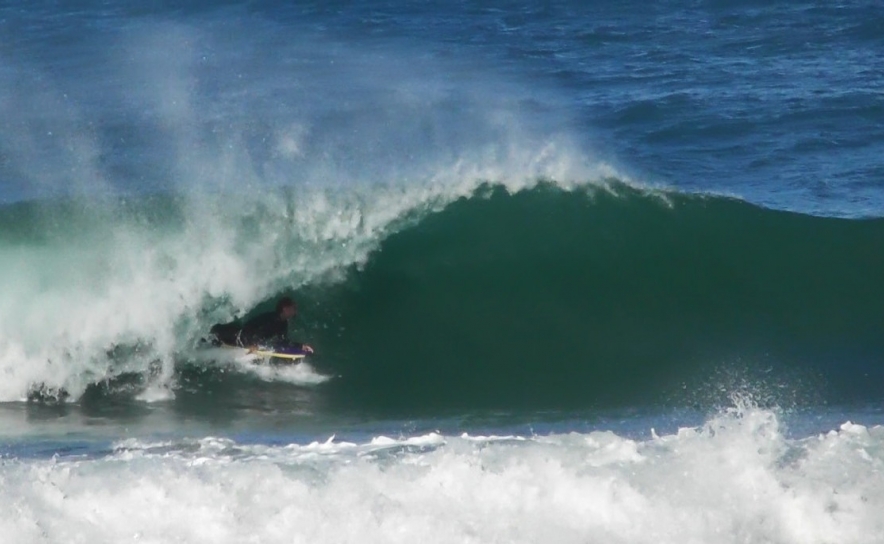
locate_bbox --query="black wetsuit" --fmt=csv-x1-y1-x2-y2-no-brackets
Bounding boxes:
239,311,288,346
210,312,302,349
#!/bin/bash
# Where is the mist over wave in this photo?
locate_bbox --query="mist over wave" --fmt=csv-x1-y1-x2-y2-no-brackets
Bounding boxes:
0,9,615,402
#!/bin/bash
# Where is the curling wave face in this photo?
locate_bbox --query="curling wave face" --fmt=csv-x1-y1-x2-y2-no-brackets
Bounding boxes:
297,184,884,413
0,149,609,402
2,178,883,412
0,7,606,402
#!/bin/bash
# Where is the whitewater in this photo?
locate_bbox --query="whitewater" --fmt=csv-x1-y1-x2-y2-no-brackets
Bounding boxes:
2,1,884,543
2,405,883,543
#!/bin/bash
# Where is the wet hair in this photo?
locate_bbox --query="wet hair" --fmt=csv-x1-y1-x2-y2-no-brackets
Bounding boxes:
276,296,296,314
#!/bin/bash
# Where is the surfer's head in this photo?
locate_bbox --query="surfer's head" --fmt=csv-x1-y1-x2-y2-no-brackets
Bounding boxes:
276,297,297,320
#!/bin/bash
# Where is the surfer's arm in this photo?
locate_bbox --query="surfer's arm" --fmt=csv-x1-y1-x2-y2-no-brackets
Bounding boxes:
283,341,313,354
267,339,312,354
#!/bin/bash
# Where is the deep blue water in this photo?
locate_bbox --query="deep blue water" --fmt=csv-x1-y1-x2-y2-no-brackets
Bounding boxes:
3,1,883,213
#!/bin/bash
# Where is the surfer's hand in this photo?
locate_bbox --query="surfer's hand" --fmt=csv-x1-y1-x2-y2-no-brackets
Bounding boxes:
303,344,314,354
246,345,258,353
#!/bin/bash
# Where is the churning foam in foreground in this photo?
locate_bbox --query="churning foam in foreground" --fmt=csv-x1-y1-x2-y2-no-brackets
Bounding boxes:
1,407,882,543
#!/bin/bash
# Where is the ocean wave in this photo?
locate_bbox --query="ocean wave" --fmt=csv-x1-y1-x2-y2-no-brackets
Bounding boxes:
3,178,883,410
297,183,884,413
0,146,612,403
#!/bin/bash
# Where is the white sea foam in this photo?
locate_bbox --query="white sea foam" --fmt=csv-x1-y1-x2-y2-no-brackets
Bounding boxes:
233,360,332,386
1,408,882,543
188,347,332,385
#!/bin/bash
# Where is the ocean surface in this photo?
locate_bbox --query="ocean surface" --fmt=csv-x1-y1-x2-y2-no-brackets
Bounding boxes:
2,1,884,542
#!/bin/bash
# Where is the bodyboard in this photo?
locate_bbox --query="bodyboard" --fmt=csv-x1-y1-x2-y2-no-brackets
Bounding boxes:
221,342,308,361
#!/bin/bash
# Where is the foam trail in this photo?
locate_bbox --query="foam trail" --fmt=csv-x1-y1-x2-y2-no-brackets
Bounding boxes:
1,408,882,543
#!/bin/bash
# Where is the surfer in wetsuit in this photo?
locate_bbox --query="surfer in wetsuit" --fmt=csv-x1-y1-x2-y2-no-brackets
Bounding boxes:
210,297,314,354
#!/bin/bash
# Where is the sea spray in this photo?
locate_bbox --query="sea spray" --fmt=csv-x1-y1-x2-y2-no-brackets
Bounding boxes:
2,10,608,401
